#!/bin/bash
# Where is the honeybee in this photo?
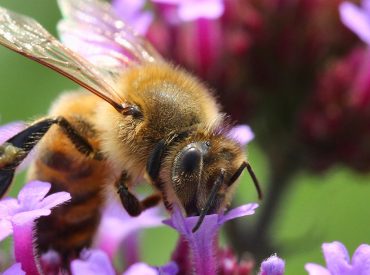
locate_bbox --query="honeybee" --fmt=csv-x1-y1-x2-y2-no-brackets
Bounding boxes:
0,0,261,263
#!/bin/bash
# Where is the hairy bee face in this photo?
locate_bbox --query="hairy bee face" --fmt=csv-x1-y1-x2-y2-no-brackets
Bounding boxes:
171,137,246,217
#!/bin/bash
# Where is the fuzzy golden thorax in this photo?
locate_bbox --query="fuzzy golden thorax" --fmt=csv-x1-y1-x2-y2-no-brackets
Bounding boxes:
96,63,223,181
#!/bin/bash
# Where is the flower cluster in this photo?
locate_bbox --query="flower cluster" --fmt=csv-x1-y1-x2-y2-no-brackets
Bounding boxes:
1,0,370,273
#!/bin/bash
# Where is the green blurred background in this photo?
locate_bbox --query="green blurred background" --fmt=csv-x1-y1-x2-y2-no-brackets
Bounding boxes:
0,1,370,274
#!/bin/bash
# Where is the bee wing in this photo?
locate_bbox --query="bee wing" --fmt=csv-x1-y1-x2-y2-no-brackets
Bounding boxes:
57,0,163,72
0,6,126,111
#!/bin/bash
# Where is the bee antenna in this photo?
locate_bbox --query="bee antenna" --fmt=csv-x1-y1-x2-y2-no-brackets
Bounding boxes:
245,162,263,200
192,169,225,233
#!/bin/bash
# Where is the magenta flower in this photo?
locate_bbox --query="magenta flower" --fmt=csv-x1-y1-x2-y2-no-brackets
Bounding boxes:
0,181,71,274
305,241,370,275
340,0,370,45
259,255,285,275
112,0,153,34
164,203,258,274
152,0,225,22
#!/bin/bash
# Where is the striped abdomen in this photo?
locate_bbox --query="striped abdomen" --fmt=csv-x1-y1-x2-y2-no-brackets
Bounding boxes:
27,92,111,262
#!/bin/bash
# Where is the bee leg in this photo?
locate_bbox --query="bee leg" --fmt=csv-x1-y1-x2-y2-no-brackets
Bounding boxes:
0,117,98,198
117,172,161,216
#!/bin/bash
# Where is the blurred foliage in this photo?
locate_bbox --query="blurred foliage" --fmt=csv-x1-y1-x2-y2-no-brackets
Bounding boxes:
0,1,370,274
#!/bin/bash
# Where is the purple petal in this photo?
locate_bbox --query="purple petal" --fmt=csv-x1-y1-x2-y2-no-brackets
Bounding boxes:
227,125,255,146
17,181,51,207
0,122,26,145
178,0,224,21
339,2,370,45
0,219,12,241
0,199,15,217
12,209,51,226
112,0,153,35
163,205,219,274
157,261,179,274
95,200,164,258
322,242,351,274
219,203,259,224
130,12,154,35
351,244,370,273
260,255,285,275
2,263,26,275
151,0,182,4
124,263,158,275
305,263,331,275
364,0,370,14
124,261,179,275
112,0,146,16
71,249,115,275
38,191,71,209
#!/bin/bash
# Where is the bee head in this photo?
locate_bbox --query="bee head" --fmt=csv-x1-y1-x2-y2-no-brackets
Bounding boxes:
168,134,262,232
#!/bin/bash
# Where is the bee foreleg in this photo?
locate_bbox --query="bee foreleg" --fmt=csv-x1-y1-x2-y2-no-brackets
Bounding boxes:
0,116,99,198
116,171,161,216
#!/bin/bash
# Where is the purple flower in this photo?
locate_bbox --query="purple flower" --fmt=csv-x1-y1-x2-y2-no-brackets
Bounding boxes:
2,263,26,275
0,181,71,237
71,249,116,275
0,181,71,274
305,241,370,275
152,0,225,22
70,249,178,275
340,0,370,45
95,199,164,261
164,203,258,274
0,122,26,145
124,262,178,275
227,124,255,146
260,255,285,275
112,0,153,35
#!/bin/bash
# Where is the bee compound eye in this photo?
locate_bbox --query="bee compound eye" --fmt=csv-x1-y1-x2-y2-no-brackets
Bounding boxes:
181,147,202,174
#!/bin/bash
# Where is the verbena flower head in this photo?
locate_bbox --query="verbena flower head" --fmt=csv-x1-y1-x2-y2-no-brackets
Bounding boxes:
0,181,70,274
305,241,370,275
0,180,71,241
259,254,285,275
340,0,370,45
164,203,258,274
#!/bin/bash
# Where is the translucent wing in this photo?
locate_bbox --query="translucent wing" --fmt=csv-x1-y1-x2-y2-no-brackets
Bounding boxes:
0,6,126,112
58,0,163,72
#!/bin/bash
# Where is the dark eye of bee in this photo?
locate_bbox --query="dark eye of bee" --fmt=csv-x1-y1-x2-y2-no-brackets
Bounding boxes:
181,147,202,173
